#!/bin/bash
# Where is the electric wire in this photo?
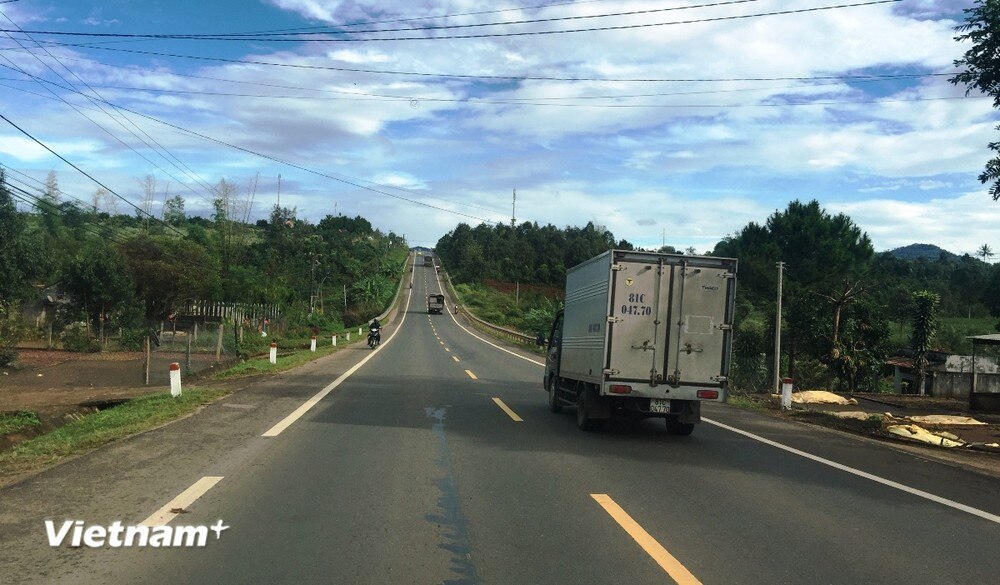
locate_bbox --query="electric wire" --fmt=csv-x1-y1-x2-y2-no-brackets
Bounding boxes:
0,11,221,204
0,0,776,39
17,39,947,84
0,111,189,237
0,64,959,104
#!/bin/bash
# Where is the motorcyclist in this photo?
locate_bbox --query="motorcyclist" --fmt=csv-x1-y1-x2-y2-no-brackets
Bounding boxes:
368,318,381,347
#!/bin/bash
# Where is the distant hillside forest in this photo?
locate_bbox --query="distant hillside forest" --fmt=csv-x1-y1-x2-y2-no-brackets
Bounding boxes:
435,221,635,287
0,168,408,363
437,200,1000,393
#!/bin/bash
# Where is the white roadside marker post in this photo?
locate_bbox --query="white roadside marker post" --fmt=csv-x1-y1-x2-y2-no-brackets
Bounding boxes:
781,377,793,411
358,327,362,335
332,334,337,346
346,332,350,341
269,342,277,364
310,335,317,352
169,362,182,397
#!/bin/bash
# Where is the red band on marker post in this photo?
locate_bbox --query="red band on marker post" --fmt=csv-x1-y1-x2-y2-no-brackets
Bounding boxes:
169,362,180,371
270,343,277,348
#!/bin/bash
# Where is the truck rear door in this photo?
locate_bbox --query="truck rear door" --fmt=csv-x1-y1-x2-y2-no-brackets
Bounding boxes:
606,257,672,384
665,261,735,387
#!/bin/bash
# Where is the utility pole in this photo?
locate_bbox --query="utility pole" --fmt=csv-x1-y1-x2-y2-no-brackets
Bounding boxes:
511,189,516,227
773,261,785,394
276,173,281,208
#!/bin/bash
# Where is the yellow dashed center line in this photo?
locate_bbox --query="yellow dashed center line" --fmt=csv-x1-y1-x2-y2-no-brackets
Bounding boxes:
590,494,702,585
452,355,459,362
445,348,451,353
464,369,478,380
491,397,523,422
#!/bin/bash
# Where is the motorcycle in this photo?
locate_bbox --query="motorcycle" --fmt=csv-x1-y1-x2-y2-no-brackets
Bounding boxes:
367,326,381,349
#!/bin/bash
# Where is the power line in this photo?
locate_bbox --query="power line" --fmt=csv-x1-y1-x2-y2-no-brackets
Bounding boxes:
0,65,958,104
0,0,774,40
18,38,945,84
0,12,221,205
0,1,901,43
0,82,499,223
233,0,620,33
0,111,189,237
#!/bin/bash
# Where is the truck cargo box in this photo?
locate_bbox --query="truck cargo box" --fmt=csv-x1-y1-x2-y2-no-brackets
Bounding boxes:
556,249,737,402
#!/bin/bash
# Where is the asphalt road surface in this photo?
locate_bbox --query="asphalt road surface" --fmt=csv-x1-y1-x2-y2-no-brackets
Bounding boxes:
2,260,999,584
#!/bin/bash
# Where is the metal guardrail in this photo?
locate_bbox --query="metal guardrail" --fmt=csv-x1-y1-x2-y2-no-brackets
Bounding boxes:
439,270,538,345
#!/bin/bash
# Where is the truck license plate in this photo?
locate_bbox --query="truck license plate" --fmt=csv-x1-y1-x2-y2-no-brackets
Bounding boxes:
649,398,670,413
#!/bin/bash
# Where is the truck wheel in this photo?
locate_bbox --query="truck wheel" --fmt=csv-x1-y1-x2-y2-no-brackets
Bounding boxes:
665,416,694,436
576,388,603,431
547,377,562,413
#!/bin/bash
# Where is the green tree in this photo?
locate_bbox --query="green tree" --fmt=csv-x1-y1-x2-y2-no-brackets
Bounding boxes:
163,195,185,226
952,0,1000,200
0,167,44,301
715,200,875,381
118,234,220,323
64,239,136,341
977,243,995,263
910,291,941,396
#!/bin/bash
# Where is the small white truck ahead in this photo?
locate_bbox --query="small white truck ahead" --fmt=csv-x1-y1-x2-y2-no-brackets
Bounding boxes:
544,250,737,434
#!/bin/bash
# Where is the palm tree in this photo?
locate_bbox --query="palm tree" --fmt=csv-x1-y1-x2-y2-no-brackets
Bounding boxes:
977,244,994,264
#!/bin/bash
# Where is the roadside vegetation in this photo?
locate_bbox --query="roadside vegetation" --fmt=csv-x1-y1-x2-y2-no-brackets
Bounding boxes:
0,411,41,436
0,386,229,476
438,200,1000,396
0,166,408,367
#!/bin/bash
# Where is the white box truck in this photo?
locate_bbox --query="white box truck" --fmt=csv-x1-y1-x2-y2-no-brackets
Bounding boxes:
544,250,737,434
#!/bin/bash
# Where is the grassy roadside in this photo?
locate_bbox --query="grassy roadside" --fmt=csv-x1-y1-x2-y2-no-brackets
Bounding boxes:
0,327,375,480
0,411,41,435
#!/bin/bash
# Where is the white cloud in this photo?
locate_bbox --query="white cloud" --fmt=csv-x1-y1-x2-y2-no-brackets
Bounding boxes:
829,191,1000,253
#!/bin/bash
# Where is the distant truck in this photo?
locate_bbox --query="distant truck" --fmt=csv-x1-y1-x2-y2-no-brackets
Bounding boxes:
544,250,737,434
427,294,445,314
423,255,434,267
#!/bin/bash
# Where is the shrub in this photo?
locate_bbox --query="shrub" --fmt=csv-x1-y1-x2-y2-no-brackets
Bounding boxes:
61,322,99,353
0,301,27,367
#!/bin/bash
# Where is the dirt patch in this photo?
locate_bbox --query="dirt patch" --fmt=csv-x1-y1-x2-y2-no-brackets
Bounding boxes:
1,349,235,412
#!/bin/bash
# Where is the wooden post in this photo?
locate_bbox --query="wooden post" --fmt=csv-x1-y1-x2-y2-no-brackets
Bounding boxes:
144,335,151,386
185,326,192,374
193,322,199,343
215,322,224,363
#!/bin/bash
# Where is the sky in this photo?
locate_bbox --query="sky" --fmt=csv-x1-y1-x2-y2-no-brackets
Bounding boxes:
0,0,997,255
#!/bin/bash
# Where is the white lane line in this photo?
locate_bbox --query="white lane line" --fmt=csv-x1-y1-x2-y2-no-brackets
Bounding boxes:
261,287,413,437
438,266,1000,525
140,476,224,527
592,494,701,585
704,417,1000,525
491,397,523,422
435,274,544,367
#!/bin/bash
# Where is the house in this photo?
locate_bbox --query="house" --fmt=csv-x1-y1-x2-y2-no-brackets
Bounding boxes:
886,349,1000,398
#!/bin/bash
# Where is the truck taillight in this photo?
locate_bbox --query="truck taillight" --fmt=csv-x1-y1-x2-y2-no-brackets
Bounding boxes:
697,390,719,400
609,384,632,394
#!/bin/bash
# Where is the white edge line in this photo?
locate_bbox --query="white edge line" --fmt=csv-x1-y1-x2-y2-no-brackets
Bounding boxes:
140,476,224,527
436,273,545,367
703,417,1000,525
435,263,1000,525
261,286,413,437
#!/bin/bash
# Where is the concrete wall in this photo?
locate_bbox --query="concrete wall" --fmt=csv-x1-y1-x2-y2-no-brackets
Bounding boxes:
932,372,1000,398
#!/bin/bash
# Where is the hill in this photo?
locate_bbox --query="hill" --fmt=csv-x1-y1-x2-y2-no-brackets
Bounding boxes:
888,243,961,262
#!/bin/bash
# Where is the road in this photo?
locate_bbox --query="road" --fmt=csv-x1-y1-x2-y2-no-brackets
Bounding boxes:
2,259,999,584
